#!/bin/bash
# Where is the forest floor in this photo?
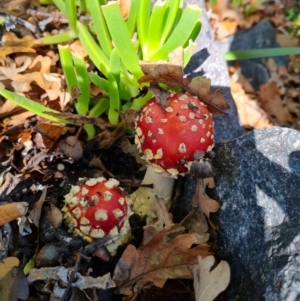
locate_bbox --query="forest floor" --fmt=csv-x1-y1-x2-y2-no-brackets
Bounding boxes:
0,0,299,300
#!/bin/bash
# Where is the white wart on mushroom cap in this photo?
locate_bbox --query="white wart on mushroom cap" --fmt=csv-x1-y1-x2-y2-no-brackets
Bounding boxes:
62,177,130,242
135,93,215,177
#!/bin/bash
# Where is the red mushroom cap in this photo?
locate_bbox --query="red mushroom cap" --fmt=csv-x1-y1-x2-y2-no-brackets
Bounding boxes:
62,177,130,241
135,93,214,177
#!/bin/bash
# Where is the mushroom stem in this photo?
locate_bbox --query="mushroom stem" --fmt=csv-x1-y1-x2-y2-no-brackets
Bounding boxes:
130,165,175,222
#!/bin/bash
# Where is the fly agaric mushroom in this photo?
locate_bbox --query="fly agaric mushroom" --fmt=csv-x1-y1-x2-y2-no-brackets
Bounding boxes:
131,92,214,219
62,177,131,254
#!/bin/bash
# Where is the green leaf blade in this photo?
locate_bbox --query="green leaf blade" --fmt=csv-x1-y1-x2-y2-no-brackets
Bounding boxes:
149,5,202,61
34,30,78,46
161,0,182,43
77,21,110,77
125,0,138,38
65,0,78,32
107,72,120,126
87,0,113,57
223,47,300,61
72,55,90,115
58,45,78,94
102,2,143,79
88,72,109,92
0,90,68,124
146,0,168,58
137,0,151,58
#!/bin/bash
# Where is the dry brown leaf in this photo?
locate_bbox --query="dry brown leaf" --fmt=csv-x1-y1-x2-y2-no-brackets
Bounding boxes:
34,123,64,149
0,202,29,226
142,198,174,245
186,211,210,245
258,81,293,125
0,58,32,81
0,32,35,59
0,172,20,197
207,0,229,18
69,40,88,58
193,255,230,301
28,55,52,73
229,74,273,129
113,229,211,296
3,111,35,130
139,48,229,114
0,100,19,115
28,188,47,227
191,178,219,229
2,0,35,12
276,34,299,48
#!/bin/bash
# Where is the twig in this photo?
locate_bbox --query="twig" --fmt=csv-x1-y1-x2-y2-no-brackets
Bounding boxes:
60,252,81,301
178,209,196,226
27,8,92,22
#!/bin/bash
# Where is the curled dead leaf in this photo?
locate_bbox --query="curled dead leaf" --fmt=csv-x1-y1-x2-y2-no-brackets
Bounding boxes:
113,229,211,296
142,198,174,245
139,47,229,114
28,188,47,227
191,178,219,229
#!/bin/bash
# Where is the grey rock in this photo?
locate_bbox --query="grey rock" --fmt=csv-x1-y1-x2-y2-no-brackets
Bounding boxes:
185,0,244,142
212,127,300,301
229,20,288,90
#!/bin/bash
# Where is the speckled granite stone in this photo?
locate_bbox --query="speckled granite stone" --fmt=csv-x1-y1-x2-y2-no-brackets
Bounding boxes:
213,127,300,301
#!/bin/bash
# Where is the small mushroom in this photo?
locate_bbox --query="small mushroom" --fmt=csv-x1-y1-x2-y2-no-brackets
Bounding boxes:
58,136,83,159
62,177,132,254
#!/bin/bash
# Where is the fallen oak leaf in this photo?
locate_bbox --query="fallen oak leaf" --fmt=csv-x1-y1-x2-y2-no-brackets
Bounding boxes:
138,47,229,115
188,79,230,115
192,255,230,301
138,47,186,87
142,197,175,245
191,178,220,229
183,211,210,245
113,229,212,296
0,32,35,59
